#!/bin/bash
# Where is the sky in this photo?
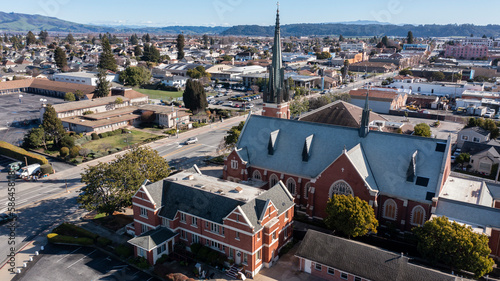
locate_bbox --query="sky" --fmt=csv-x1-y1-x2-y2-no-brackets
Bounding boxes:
1,0,500,27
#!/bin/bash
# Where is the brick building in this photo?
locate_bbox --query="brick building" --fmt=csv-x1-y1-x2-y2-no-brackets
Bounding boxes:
128,169,295,278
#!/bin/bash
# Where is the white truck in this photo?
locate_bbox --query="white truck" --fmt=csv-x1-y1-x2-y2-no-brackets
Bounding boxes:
16,163,41,179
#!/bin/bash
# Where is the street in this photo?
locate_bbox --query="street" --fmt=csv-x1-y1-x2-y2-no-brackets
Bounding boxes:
0,114,247,269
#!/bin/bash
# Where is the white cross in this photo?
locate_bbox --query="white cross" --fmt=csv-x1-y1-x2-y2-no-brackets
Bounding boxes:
341,168,344,172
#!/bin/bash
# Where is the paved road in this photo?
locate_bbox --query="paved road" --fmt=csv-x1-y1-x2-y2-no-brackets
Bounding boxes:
0,114,247,269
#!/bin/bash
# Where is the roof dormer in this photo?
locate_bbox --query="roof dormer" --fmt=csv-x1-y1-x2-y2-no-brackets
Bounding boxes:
268,129,280,155
302,134,314,162
406,151,418,182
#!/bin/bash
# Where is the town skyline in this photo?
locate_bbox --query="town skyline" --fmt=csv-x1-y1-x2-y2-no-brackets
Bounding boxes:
2,0,500,28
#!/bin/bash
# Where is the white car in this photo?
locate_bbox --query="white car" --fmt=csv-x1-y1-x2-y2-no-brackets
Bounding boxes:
185,137,198,144
225,101,233,106
245,104,254,109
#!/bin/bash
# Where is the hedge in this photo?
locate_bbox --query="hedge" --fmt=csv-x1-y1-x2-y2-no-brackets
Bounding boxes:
47,233,94,246
53,223,99,240
97,237,112,247
0,141,48,165
40,164,54,175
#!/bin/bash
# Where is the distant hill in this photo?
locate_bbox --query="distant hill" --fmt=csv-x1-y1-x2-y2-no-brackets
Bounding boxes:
222,23,500,37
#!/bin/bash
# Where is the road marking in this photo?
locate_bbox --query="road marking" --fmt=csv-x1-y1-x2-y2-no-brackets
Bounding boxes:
57,247,81,263
67,249,96,268
18,183,85,210
162,143,202,159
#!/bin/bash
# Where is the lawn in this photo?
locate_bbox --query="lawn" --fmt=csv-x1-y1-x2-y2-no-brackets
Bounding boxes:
82,130,158,153
134,88,184,101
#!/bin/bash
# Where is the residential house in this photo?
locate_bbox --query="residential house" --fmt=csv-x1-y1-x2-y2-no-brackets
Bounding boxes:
348,61,397,73
127,170,295,278
162,75,188,88
460,141,500,175
349,88,408,114
296,230,459,281
61,106,141,134
137,104,191,128
456,127,490,148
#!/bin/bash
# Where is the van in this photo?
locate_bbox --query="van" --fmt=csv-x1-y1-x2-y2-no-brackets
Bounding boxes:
16,163,41,178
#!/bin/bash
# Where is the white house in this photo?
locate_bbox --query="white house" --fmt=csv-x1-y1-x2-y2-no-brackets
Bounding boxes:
53,72,119,86
162,75,188,88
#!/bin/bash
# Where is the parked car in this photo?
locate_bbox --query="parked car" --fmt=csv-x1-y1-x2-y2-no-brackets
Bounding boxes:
16,163,41,178
7,161,24,172
225,101,233,106
185,137,198,144
245,104,254,109
0,213,17,225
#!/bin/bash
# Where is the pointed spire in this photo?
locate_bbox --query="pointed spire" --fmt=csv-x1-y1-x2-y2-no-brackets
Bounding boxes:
359,88,370,138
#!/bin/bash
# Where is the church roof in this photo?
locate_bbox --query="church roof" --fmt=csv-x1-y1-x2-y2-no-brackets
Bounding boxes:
236,115,449,203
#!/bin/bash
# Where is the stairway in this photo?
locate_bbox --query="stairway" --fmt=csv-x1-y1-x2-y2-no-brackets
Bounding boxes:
226,264,240,279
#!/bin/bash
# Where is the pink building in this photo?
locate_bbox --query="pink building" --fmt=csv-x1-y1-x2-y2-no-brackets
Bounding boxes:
444,44,488,60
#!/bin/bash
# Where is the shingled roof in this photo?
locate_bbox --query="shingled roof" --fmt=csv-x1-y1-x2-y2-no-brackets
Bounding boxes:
296,230,458,281
0,78,95,96
128,227,177,251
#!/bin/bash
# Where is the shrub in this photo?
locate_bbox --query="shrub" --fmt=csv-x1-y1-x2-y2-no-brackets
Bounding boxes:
121,129,131,134
69,146,81,158
40,164,54,175
156,254,169,265
83,111,94,115
60,135,75,148
47,233,94,245
192,122,206,128
99,132,109,138
53,223,99,240
96,237,112,247
190,243,202,255
60,147,69,157
91,133,99,140
0,141,48,165
79,148,90,157
164,129,177,135
115,244,133,258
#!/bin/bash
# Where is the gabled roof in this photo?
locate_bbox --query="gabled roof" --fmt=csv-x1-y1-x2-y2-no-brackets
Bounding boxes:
346,144,378,191
295,230,458,281
461,141,500,157
460,126,490,137
128,227,177,251
299,100,387,128
435,197,500,229
236,115,448,203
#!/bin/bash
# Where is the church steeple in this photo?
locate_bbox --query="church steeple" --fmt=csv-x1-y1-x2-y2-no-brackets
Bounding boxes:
359,90,370,138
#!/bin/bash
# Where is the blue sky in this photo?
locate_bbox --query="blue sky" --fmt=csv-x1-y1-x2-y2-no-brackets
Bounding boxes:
2,0,499,27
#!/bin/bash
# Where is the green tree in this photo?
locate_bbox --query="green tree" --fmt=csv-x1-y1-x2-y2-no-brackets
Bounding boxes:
339,34,344,42
94,68,110,98
78,147,170,216
183,79,207,113
38,30,49,43
187,66,211,79
407,31,414,44
60,135,75,148
26,31,36,46
177,34,185,60
413,216,494,278
432,71,445,81
98,36,117,72
221,121,245,152
42,104,65,146
141,44,160,63
119,66,151,86
315,51,332,60
324,195,378,238
74,90,85,100
456,153,470,166
115,97,123,104
23,126,45,149
381,35,389,47
202,34,209,48
65,33,76,45
64,92,75,101
129,34,139,45
60,147,69,157
413,123,432,137
290,96,309,117
134,45,142,57
54,47,67,69
69,146,80,158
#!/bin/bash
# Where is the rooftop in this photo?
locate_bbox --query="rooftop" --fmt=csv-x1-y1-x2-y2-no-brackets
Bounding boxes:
52,96,129,113
61,113,141,128
440,176,493,206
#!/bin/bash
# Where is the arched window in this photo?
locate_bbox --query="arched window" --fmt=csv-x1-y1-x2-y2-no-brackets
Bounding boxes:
383,199,397,220
286,178,296,195
252,170,262,180
269,174,279,188
329,180,353,198
304,182,311,199
411,206,425,226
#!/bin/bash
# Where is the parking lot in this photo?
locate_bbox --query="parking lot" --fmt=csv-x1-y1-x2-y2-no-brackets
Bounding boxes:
0,93,66,145
207,89,263,111
15,244,161,281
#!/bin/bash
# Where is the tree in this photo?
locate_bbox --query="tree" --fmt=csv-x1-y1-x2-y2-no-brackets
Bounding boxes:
98,36,117,72
202,34,209,48
339,34,344,42
78,147,170,216
183,79,207,113
23,126,45,149
134,45,142,57
42,104,65,146
290,96,310,117
456,153,470,167
94,68,110,98
176,34,185,60
407,31,414,44
64,92,75,101
119,66,151,86
381,36,389,47
187,66,211,79
38,30,49,43
74,90,85,100
60,147,69,157
26,31,36,46
60,135,75,149
54,47,67,69
315,51,332,60
115,97,123,104
69,146,80,158
399,68,413,76
414,123,431,137
324,195,378,238
413,216,494,278
142,33,151,43
65,33,75,45
141,44,160,63
129,34,139,45
220,121,245,152
432,71,445,81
